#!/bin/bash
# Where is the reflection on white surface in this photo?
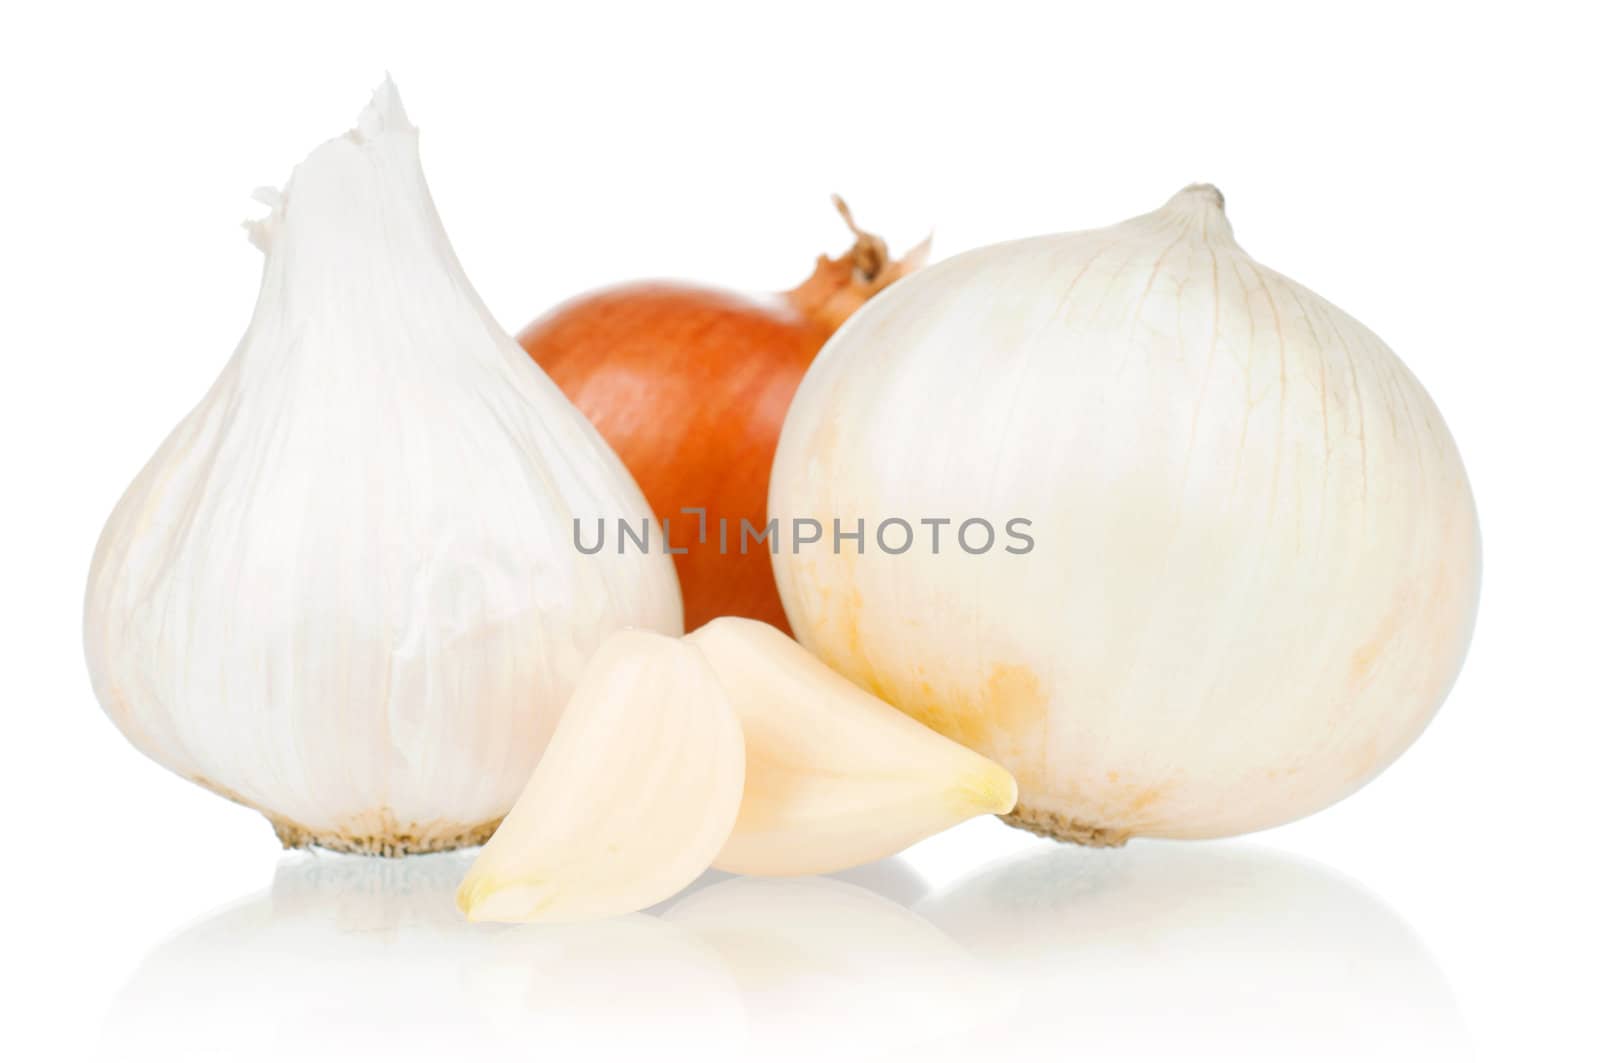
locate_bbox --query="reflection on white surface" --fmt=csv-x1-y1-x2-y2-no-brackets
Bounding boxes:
915,843,1470,1062
102,854,738,1059
101,843,1466,1062
663,877,1003,1059
100,852,967,1062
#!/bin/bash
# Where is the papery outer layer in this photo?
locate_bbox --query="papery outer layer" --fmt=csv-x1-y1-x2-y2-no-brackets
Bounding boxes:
84,80,681,853
770,184,1480,842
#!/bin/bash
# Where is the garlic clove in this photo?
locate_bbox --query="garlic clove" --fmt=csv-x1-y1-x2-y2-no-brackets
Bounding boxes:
687,618,1017,876
457,631,743,924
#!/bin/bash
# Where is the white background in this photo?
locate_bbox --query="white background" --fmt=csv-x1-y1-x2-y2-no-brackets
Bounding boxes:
3,2,1595,1060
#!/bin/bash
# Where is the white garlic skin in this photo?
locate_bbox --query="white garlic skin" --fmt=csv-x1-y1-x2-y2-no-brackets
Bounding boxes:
84,82,682,854
770,185,1479,842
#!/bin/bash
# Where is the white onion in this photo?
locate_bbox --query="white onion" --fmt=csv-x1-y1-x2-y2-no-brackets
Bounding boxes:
770,184,1479,842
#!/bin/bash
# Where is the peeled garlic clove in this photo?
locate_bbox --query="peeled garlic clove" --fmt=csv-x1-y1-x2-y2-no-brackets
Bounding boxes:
83,80,681,855
462,619,1012,917
687,618,1017,875
457,631,743,924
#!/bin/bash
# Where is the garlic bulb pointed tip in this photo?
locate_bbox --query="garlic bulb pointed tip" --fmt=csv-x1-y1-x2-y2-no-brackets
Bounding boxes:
356,75,411,139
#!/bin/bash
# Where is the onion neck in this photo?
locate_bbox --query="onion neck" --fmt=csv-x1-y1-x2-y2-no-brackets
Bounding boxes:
1150,182,1235,243
784,196,929,334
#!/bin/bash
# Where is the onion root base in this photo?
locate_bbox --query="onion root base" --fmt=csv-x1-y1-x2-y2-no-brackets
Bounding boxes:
1001,806,1131,847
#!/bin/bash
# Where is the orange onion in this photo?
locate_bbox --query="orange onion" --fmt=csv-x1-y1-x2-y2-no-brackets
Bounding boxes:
518,200,925,633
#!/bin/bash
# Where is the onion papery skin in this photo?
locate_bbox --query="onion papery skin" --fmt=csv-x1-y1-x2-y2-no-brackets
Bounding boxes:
520,285,825,632
519,204,923,633
770,185,1480,843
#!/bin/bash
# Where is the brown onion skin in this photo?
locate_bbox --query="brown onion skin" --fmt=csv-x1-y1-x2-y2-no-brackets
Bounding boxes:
519,284,825,632
518,205,923,634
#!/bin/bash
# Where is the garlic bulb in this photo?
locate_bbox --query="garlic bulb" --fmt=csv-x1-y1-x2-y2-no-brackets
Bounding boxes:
84,81,681,855
770,185,1480,843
